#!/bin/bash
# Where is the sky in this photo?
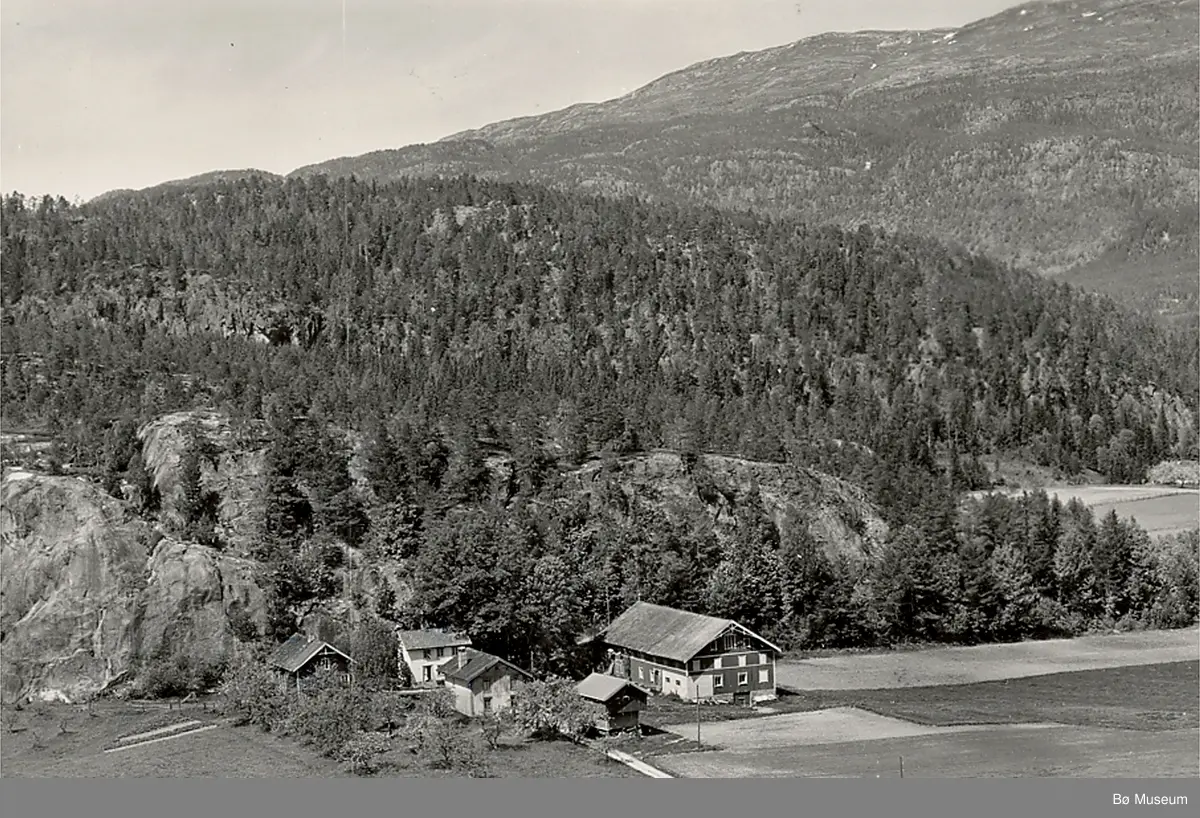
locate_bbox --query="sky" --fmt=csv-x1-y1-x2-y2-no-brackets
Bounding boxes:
1,0,1019,201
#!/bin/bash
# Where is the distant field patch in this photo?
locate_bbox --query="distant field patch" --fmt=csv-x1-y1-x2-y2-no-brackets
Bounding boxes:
975,484,1198,537
776,627,1199,690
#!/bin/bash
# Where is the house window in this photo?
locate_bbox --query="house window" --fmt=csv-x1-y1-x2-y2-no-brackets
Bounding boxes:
737,672,748,687
759,653,768,665
483,696,493,714
436,647,445,658
759,669,769,684
713,675,724,689
638,667,644,680
738,654,747,667
692,660,700,672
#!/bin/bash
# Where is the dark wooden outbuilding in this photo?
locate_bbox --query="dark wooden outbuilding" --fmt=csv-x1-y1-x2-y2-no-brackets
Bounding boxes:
576,672,648,735
268,633,354,692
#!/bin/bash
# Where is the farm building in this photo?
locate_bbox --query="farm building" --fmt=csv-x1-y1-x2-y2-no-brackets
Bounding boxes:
397,628,473,685
599,602,783,705
268,633,354,692
439,648,531,718
576,673,648,735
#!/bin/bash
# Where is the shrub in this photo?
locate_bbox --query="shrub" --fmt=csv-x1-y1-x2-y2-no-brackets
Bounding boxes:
480,711,508,750
282,668,372,757
510,677,601,742
220,653,287,731
342,730,392,776
137,648,228,699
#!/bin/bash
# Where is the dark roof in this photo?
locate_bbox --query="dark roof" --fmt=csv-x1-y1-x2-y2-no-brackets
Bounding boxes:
268,633,353,674
397,629,473,651
576,673,647,704
601,602,783,663
439,649,531,685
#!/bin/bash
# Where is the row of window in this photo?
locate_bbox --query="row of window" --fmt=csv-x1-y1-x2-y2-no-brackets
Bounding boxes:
714,669,770,688
636,665,770,687
691,653,769,672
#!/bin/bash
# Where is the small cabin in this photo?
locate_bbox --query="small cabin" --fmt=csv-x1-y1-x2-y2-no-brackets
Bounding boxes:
576,673,648,735
268,633,354,693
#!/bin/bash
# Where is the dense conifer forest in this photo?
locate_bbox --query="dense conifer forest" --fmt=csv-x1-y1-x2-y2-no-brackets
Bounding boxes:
2,174,1197,668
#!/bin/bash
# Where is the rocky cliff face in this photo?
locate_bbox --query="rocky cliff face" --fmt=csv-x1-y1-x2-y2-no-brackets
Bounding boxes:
139,409,269,556
570,451,889,565
0,470,269,703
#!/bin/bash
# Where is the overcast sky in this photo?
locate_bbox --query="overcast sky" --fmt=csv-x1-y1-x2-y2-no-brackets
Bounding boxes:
1,0,1017,200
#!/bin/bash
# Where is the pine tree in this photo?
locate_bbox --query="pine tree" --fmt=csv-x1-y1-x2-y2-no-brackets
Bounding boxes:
989,542,1039,640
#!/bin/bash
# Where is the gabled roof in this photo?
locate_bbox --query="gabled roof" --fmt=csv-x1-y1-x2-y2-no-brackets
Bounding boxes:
600,602,783,663
576,673,648,704
439,648,531,685
397,629,473,651
268,633,354,674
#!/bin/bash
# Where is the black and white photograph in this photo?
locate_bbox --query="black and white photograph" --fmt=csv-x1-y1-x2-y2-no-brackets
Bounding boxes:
1,0,1198,794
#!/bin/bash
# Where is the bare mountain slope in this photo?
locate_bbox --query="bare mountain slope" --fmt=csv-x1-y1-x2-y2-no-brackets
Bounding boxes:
288,0,1199,313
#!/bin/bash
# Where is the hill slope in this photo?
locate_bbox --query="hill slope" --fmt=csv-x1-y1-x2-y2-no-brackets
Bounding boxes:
289,0,1199,314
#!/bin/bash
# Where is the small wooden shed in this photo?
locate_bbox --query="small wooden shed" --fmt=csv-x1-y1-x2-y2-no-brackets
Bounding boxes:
576,672,648,735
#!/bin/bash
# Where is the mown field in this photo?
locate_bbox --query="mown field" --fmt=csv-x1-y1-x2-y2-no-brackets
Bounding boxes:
645,661,1199,779
775,627,1200,690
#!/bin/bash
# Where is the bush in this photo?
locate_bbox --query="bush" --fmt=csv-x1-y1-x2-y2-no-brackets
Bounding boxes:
342,730,392,776
283,668,372,757
480,711,508,750
137,650,226,699
220,652,287,730
227,602,260,643
510,678,601,742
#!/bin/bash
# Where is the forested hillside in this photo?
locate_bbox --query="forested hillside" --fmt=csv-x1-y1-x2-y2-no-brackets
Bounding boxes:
3,175,1196,498
2,174,1197,678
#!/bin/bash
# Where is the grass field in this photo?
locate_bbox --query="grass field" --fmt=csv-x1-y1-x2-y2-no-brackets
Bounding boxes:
646,661,1199,778
972,484,1198,538
775,627,1199,690
0,700,632,778
654,724,1199,778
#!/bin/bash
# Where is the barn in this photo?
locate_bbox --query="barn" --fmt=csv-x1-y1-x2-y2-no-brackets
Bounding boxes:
599,602,783,705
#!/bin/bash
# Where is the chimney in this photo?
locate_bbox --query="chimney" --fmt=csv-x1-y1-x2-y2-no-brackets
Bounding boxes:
457,649,465,670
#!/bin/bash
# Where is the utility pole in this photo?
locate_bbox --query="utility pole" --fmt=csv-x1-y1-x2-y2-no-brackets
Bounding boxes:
696,690,701,748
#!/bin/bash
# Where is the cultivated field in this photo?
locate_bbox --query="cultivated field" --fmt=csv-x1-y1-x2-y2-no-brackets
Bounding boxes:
972,484,1198,538
655,721,1198,778
776,627,1199,690
645,629,1199,779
